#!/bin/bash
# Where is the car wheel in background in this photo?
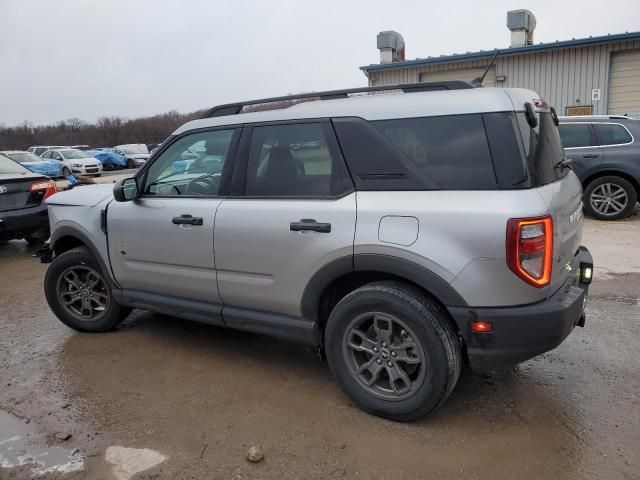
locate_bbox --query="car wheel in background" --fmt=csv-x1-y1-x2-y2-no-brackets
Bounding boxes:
127,159,136,169
44,246,130,332
584,176,637,221
24,235,46,246
62,166,71,177
325,281,461,421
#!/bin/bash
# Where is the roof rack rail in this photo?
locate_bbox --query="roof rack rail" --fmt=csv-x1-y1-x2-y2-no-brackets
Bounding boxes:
204,80,475,118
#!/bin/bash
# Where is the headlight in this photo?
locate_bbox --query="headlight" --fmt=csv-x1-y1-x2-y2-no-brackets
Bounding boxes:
72,163,82,168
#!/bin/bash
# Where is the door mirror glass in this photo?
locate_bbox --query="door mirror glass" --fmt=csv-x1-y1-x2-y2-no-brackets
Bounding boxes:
114,177,139,202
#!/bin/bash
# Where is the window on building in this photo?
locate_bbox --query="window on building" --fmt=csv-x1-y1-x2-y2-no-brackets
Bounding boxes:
245,123,347,197
372,114,497,189
594,123,633,146
557,124,598,148
565,106,593,116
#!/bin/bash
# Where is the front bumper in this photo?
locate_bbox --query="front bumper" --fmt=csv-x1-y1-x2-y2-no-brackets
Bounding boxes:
0,203,49,241
448,246,593,372
71,165,102,175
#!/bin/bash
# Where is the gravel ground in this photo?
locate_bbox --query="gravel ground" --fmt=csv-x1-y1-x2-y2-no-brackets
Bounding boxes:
1,214,639,480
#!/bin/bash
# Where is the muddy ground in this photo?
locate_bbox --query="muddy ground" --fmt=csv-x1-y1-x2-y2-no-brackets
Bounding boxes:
1,215,639,479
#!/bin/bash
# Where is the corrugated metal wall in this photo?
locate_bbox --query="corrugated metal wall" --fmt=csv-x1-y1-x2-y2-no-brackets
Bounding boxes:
368,40,640,115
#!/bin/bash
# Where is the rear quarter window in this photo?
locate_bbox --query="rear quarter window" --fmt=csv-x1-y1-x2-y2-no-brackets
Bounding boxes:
372,114,498,190
557,123,597,148
517,113,567,186
593,123,633,145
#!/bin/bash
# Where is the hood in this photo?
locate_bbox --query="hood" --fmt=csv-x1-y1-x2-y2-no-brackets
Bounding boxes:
46,183,113,206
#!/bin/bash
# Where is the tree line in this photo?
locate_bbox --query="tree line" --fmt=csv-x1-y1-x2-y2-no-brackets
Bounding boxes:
0,109,207,151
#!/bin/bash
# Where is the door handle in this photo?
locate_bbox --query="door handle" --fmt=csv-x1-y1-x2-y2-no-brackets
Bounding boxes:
290,219,331,233
582,154,599,158
172,214,203,226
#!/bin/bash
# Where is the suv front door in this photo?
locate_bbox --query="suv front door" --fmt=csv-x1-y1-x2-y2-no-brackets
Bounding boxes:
214,121,356,319
107,128,240,304
557,122,603,180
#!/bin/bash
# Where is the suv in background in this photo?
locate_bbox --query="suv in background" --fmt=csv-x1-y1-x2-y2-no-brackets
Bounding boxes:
558,116,639,220
28,146,67,156
43,83,593,421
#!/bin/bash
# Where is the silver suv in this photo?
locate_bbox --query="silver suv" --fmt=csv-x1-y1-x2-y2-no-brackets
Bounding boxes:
43,82,594,421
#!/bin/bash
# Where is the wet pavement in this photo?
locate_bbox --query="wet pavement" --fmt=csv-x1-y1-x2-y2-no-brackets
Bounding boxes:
1,216,639,479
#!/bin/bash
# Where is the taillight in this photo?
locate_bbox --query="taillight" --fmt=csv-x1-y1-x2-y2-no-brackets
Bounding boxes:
506,216,553,288
30,180,57,199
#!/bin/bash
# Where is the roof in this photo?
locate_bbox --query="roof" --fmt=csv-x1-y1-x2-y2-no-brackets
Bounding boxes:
558,115,639,123
0,150,27,154
361,31,640,73
174,87,537,135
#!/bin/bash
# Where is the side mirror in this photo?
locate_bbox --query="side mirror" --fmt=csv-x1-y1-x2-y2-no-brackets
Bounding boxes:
113,177,139,202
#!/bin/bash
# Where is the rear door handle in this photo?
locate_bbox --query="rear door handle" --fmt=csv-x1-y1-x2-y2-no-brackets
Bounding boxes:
172,214,203,226
582,154,599,158
290,219,331,233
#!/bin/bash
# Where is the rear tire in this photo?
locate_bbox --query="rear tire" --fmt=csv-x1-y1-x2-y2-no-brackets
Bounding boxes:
325,281,461,421
44,246,129,332
584,176,637,221
24,235,46,246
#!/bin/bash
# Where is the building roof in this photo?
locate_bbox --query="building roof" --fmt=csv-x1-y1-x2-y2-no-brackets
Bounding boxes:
360,31,640,73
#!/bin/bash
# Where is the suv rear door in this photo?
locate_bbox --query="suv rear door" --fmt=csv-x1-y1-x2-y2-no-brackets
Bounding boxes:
107,128,240,305
213,120,356,319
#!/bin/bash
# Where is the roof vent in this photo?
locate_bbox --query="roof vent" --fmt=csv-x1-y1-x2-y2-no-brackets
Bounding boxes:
507,9,536,47
377,31,405,64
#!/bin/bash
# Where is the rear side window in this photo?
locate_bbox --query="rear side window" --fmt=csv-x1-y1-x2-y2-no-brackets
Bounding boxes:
593,123,633,145
557,123,597,148
372,115,497,190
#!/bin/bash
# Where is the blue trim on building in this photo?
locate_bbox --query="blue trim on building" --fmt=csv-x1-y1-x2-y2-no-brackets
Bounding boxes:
360,31,640,72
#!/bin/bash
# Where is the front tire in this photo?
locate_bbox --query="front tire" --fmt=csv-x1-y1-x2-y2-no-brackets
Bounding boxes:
325,282,461,421
62,166,71,177
584,176,637,220
127,159,136,169
44,247,129,332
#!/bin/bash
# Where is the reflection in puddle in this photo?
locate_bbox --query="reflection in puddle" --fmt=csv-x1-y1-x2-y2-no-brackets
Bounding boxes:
105,446,167,480
0,409,83,476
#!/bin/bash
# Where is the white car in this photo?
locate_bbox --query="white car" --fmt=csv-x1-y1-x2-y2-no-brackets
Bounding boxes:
113,144,150,169
41,148,103,177
28,145,68,156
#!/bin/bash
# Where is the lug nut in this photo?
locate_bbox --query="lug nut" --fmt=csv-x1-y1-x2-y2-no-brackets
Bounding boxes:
376,359,382,365
382,342,387,348
373,347,378,353
391,351,397,357
387,361,393,367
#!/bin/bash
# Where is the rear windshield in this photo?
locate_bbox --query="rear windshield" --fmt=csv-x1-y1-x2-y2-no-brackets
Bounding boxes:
516,112,567,186
7,152,45,163
0,156,31,174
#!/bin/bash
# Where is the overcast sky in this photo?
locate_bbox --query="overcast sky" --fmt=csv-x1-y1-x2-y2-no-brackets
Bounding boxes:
1,0,639,126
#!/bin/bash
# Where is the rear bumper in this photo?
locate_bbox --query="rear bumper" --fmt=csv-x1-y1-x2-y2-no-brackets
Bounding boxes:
0,203,49,241
448,247,593,372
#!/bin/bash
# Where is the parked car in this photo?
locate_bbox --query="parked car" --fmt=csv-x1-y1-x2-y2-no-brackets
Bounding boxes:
28,146,67,156
0,150,62,177
113,144,150,169
0,155,56,244
41,148,103,177
557,115,639,220
86,149,127,170
43,82,593,421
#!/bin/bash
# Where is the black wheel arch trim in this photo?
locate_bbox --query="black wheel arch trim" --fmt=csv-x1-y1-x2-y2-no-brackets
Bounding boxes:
300,253,468,322
49,226,119,288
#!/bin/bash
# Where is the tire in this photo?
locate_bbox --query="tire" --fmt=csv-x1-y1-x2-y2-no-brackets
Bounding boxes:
325,281,461,421
127,159,136,169
44,246,129,332
24,235,46,246
94,173,102,177
584,176,637,221
62,166,71,177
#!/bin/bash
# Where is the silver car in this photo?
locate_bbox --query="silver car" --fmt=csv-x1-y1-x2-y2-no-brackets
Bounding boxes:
43,82,593,421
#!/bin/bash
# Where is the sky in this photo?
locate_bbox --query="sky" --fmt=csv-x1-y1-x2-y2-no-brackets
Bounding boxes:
1,0,640,126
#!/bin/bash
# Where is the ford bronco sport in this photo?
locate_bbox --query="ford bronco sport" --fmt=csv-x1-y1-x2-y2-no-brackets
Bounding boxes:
44,82,593,421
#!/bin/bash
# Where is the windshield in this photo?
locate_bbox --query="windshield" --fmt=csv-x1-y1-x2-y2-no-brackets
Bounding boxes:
119,145,148,155
7,152,45,163
0,156,31,174
60,149,90,159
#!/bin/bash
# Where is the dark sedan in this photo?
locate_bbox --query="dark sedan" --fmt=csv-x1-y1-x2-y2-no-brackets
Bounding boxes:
0,156,56,245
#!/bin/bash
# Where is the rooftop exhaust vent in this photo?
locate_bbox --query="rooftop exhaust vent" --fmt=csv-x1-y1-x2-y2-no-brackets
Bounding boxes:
507,9,536,47
377,31,405,64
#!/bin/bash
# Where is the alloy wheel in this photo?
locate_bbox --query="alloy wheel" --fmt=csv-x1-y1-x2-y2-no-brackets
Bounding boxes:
590,183,628,217
56,266,110,321
342,312,426,401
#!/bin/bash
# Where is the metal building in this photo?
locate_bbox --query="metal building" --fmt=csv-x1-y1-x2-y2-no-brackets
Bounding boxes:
361,11,640,116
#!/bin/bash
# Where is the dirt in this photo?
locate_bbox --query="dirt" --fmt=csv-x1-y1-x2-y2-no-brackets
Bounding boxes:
1,217,639,479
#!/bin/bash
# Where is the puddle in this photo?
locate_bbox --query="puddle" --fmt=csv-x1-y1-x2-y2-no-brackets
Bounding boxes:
0,409,84,476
